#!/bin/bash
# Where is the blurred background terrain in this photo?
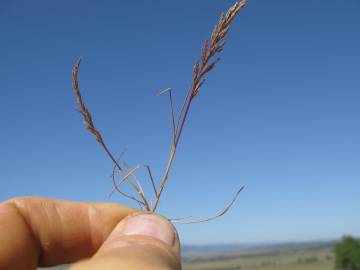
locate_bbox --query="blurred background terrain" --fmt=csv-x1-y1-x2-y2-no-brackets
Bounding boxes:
40,239,359,270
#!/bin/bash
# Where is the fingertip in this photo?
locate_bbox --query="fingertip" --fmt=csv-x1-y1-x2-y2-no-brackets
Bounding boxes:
71,213,181,270
99,212,181,260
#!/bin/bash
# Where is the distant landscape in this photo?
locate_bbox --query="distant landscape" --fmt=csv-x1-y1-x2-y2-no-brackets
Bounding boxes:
182,241,335,270
39,241,336,270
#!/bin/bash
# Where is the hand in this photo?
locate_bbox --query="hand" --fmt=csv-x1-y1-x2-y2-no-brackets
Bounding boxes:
0,197,181,270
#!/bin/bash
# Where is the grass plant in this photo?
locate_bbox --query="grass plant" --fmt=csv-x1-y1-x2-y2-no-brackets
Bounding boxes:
71,1,247,221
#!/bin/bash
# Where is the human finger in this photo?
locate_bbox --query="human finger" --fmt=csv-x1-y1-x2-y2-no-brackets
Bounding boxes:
0,196,136,270
70,212,181,270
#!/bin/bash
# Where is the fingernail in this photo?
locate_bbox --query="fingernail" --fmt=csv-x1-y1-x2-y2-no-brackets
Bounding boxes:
122,214,175,246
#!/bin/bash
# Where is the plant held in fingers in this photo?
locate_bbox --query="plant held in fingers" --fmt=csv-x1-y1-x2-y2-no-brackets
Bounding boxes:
71,1,247,223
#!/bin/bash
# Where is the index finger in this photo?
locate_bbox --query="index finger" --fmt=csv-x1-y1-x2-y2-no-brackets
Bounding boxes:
0,197,136,270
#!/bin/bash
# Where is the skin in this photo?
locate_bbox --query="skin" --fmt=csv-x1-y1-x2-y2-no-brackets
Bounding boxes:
0,197,181,270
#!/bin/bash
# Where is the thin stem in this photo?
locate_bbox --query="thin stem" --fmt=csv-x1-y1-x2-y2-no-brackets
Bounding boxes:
174,96,194,147
108,164,150,210
159,88,177,145
109,151,138,195
152,146,175,211
175,86,192,136
173,186,245,224
146,165,158,197
110,165,140,196
152,94,194,211
109,167,145,206
169,90,177,145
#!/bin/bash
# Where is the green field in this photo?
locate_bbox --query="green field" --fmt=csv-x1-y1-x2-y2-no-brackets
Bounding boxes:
183,245,334,270
39,243,335,270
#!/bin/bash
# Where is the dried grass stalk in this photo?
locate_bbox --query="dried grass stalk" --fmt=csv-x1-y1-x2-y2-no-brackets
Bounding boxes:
71,0,247,222
72,60,151,211
152,0,247,211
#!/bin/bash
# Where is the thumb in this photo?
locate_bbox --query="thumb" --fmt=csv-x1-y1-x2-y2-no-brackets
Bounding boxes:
70,212,181,270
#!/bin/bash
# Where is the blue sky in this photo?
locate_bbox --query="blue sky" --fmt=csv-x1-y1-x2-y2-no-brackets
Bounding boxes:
1,0,359,244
